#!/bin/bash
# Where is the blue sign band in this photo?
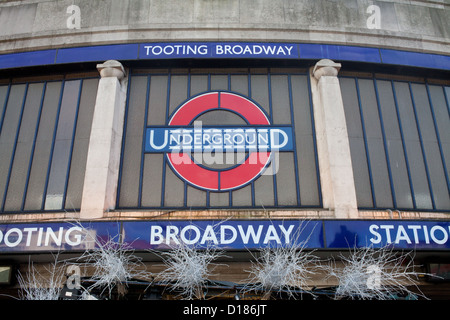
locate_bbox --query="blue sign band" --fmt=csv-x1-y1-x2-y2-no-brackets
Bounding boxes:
0,222,120,252
1,220,449,253
122,220,323,250
145,126,294,153
1,42,449,70
325,220,450,250
140,42,299,59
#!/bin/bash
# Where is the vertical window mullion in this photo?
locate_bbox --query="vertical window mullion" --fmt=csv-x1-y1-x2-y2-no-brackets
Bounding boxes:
248,73,256,207
138,75,151,208
116,73,132,208
227,73,232,207
206,73,211,208
161,74,171,207
267,72,278,206
288,74,301,206
184,72,191,208
307,75,323,207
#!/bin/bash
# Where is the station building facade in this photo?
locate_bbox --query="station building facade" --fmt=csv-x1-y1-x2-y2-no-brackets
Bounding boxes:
0,0,449,299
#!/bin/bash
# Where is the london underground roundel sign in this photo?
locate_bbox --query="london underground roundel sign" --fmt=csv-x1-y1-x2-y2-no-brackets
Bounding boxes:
145,91,293,191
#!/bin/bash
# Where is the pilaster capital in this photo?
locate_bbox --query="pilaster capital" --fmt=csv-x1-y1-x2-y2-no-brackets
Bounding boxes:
313,59,341,80
97,60,126,80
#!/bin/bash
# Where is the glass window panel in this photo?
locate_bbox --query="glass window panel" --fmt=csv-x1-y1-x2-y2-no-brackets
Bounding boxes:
424,142,450,209
416,87,449,210
4,83,44,211
426,85,450,210
210,191,229,207
195,110,246,125
148,76,168,126
291,75,320,206
211,75,228,91
404,139,433,209
44,80,81,210
296,134,321,206
254,165,275,207
428,85,450,145
24,81,62,211
190,75,208,96
65,78,98,210
0,84,25,143
276,152,298,205
250,75,270,116
340,77,364,138
0,85,9,130
291,75,312,134
0,84,26,209
141,154,163,207
387,139,413,208
358,79,382,138
394,81,433,210
164,162,185,207
187,185,206,207
271,75,291,125
230,75,248,96
349,137,373,207
367,137,393,208
358,78,393,208
394,82,421,140
118,76,147,208
377,80,402,140
443,140,450,193
340,77,373,207
232,184,252,207
410,83,437,143
376,80,413,209
169,75,188,116
442,87,450,193
445,86,450,111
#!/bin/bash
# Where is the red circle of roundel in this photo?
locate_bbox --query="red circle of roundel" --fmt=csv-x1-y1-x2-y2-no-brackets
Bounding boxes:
166,92,271,191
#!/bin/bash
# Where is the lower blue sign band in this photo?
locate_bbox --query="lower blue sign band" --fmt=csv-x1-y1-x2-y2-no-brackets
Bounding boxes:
0,220,449,252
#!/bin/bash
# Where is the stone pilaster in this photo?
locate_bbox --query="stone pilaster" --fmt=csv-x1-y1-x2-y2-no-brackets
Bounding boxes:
310,59,359,219
80,60,128,219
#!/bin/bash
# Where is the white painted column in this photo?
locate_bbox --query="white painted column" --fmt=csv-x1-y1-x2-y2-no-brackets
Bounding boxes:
310,59,358,219
80,60,128,219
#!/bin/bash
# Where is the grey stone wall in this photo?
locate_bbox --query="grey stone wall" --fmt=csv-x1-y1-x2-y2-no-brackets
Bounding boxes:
0,0,448,55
